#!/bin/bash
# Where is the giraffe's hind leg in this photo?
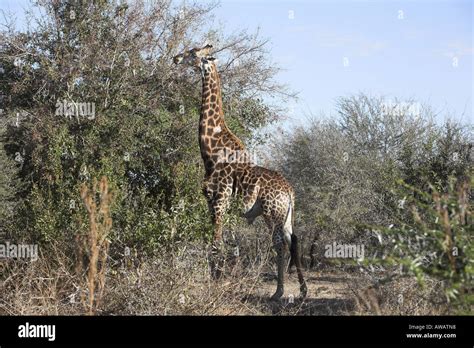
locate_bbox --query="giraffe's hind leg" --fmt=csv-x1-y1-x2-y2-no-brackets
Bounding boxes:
271,223,287,300
288,233,308,298
282,200,308,298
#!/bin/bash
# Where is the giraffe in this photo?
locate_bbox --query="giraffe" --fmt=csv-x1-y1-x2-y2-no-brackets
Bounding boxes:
173,44,307,300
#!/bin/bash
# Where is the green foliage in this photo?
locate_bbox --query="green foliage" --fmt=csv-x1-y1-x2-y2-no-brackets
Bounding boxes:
0,121,21,239
0,0,282,256
373,176,473,313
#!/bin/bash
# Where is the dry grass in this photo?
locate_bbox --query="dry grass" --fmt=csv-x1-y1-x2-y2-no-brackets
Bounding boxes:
0,244,82,315
0,252,449,315
348,272,449,315
0,220,451,316
77,176,113,315
0,239,273,315
103,242,272,315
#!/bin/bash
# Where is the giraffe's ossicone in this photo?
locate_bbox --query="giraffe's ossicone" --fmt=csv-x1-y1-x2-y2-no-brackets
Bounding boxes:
173,44,307,300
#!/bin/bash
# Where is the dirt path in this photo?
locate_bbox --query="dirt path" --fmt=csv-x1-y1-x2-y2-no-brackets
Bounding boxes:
243,270,361,315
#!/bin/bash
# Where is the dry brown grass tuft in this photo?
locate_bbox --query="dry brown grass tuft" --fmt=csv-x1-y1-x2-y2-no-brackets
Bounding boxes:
0,244,81,315
348,273,448,315
78,176,113,315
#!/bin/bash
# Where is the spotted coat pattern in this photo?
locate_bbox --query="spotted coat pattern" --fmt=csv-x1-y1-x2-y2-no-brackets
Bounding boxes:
174,45,307,299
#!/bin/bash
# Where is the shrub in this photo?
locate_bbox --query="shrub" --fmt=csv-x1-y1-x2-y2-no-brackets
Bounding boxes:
371,176,473,313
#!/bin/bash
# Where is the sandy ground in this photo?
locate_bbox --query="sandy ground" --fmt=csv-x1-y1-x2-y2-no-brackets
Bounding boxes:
239,270,364,315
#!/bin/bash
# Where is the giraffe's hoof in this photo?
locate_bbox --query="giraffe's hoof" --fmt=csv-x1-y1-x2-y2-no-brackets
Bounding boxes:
271,289,284,301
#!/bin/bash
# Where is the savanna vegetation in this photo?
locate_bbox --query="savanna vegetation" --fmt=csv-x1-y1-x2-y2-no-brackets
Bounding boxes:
0,0,472,315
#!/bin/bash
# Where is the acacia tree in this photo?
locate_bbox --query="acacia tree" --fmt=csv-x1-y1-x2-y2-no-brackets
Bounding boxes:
0,0,292,253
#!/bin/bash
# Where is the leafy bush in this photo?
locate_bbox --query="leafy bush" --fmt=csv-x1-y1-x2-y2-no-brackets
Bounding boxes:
372,176,473,313
271,95,472,270
0,0,287,256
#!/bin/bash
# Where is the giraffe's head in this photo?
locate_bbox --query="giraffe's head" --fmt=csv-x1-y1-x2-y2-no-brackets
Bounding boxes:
173,44,216,73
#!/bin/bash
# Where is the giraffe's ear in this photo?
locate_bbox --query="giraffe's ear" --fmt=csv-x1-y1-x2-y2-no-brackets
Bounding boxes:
207,56,217,62
200,44,213,57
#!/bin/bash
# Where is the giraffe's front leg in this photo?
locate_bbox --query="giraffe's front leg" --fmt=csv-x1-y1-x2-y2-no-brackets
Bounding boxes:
209,201,229,280
206,181,233,280
271,226,287,300
207,183,232,243
202,176,226,243
209,204,223,275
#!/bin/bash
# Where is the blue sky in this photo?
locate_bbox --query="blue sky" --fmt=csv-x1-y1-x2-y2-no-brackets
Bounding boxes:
1,0,472,127
210,0,472,127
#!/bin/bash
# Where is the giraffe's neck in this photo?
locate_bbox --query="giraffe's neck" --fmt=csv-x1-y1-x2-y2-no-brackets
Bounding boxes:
199,63,230,173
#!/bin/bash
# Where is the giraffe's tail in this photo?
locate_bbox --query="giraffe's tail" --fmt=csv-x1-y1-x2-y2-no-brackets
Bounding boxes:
287,194,307,298
286,193,297,268
289,232,308,298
